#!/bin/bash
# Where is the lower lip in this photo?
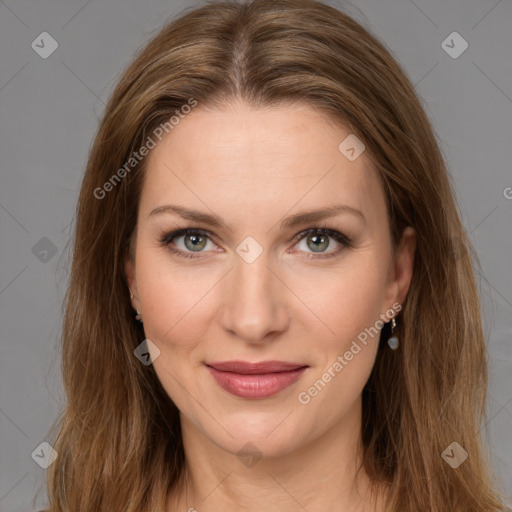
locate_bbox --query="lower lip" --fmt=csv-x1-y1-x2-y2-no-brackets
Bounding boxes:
207,366,308,399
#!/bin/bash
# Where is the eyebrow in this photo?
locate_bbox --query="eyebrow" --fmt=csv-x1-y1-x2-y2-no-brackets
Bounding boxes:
148,203,366,230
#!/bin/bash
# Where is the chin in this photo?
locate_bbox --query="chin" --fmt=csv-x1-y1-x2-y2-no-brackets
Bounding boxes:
206,411,311,460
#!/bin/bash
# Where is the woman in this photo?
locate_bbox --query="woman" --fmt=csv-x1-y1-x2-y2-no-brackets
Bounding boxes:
40,0,509,510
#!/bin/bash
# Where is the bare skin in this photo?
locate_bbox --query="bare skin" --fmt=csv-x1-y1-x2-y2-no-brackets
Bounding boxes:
125,98,416,511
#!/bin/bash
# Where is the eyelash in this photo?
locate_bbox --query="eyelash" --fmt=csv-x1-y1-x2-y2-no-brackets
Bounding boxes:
159,224,352,260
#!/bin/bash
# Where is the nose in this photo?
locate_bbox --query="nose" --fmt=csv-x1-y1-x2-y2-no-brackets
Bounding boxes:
219,250,290,344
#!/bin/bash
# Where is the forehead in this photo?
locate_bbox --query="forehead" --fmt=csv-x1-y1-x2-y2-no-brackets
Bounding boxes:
139,100,384,225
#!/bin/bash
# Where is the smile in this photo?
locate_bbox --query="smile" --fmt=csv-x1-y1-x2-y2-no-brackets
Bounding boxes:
205,360,309,399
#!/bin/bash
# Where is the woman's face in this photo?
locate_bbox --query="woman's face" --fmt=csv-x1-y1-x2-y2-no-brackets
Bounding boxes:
125,99,415,458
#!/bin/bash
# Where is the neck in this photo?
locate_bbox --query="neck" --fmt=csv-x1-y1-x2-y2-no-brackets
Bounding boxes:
166,398,387,511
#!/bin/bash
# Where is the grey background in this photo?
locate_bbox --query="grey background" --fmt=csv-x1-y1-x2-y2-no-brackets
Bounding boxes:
0,0,511,510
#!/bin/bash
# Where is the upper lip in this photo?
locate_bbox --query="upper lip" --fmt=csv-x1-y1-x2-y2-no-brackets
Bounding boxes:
206,360,308,374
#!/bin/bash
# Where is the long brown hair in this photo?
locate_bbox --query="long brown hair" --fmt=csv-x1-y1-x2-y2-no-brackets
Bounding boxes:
39,0,508,510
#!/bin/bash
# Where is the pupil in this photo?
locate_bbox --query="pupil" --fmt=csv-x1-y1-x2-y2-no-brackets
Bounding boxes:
185,234,206,251
309,234,328,252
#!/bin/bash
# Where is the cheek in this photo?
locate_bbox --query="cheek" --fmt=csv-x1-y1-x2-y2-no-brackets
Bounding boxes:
137,245,388,352
134,252,211,412
305,256,389,350
295,263,386,429
295,255,387,406
134,248,222,357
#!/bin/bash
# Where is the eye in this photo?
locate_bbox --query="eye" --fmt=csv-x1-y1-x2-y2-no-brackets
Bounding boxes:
159,225,352,260
160,228,217,259
289,226,352,260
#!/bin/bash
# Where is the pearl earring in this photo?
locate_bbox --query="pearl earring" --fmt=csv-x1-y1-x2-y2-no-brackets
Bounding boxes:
387,317,399,350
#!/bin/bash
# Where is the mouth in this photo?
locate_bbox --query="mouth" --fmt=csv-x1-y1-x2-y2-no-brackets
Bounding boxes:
205,360,309,399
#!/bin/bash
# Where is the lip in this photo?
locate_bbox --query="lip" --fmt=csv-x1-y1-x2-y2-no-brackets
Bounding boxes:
206,360,309,399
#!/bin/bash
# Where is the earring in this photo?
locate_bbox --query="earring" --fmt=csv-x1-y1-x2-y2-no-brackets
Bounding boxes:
387,317,399,350
129,288,143,323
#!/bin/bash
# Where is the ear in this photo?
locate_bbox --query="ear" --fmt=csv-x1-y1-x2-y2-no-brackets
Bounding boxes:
125,254,141,312
383,226,416,312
